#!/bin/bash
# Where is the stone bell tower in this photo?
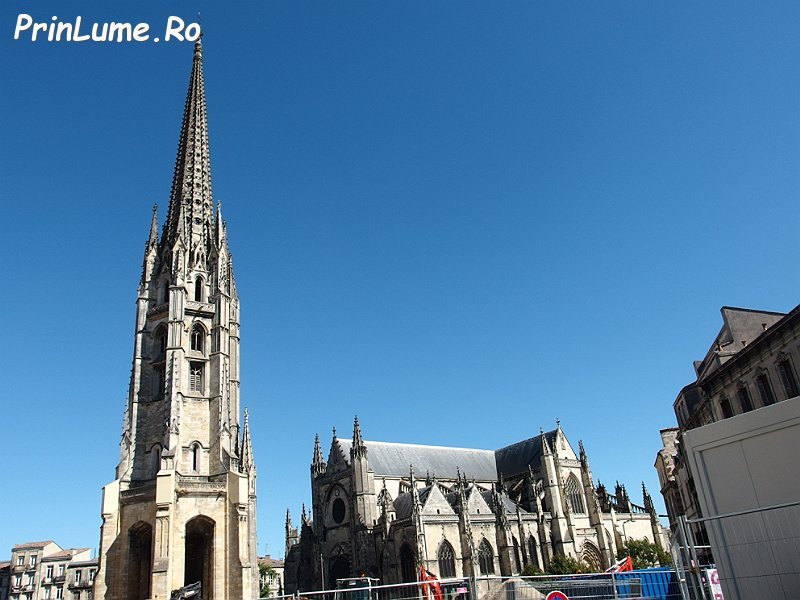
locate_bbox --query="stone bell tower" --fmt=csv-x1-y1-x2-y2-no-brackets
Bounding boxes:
93,40,258,600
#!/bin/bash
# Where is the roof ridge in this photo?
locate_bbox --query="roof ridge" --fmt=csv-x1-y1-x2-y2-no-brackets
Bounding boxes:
352,439,496,453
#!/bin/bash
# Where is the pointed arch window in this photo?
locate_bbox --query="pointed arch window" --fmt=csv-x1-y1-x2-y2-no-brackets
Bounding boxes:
194,276,204,302
478,539,494,575
189,362,204,393
154,328,167,361
512,536,521,573
160,280,170,305
527,536,539,569
151,444,161,477
153,366,165,399
565,474,585,514
437,541,456,579
191,325,205,354
191,443,201,473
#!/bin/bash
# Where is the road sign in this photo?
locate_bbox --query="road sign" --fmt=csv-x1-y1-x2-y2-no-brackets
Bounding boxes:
545,592,569,600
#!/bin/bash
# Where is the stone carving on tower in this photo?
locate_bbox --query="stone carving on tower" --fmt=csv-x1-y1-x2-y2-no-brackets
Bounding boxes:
93,40,258,600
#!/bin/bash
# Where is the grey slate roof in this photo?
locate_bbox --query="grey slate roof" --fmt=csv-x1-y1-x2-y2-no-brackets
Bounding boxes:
479,489,528,514
494,430,558,478
337,439,498,480
393,493,414,520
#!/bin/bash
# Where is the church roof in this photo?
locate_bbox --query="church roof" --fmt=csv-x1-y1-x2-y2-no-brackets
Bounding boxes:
393,492,414,520
337,439,498,480
479,489,528,514
494,430,558,478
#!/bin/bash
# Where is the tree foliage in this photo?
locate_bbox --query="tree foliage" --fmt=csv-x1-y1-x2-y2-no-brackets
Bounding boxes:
520,563,543,576
545,554,590,575
616,538,671,569
259,562,276,598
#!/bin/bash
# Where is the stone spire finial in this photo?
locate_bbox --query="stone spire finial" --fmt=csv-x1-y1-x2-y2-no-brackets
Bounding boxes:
578,439,588,464
163,39,214,247
140,204,160,284
148,204,159,247
642,481,654,509
312,433,326,476
285,508,291,527
240,407,255,472
351,415,367,460
541,428,552,455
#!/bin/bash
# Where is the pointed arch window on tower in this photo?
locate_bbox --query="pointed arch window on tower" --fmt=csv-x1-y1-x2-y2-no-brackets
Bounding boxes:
478,539,495,575
565,474,585,514
151,444,161,477
160,280,170,305
189,362,204,393
437,541,456,579
194,276,204,302
191,325,205,354
153,366,165,400
191,443,201,473
154,328,167,361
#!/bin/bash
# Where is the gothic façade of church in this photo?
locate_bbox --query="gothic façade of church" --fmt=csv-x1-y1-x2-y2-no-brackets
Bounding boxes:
93,41,258,600
284,418,663,591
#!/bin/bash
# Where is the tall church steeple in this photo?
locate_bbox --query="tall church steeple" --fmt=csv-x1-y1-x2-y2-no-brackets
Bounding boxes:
164,39,214,248
95,41,257,600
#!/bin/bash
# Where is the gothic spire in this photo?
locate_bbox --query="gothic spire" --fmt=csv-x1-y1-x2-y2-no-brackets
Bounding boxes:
541,428,552,456
312,433,326,476
240,408,255,472
147,204,159,248
642,481,653,509
140,204,160,284
351,415,367,460
163,38,214,247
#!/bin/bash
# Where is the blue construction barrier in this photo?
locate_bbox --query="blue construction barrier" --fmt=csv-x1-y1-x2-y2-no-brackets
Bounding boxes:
614,567,681,600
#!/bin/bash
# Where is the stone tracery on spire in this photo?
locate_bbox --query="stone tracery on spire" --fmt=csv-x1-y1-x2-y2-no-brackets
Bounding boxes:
163,36,214,247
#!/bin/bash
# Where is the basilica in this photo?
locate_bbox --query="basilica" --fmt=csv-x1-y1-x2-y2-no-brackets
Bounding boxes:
82,39,666,600
283,418,664,591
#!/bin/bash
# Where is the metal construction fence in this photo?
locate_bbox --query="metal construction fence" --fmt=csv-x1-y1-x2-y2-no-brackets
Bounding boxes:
679,500,800,600
268,569,682,600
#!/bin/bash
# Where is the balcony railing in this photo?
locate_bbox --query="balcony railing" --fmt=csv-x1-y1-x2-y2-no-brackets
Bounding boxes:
69,579,94,590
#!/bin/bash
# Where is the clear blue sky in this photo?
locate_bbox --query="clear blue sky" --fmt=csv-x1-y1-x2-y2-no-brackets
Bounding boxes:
2,0,799,560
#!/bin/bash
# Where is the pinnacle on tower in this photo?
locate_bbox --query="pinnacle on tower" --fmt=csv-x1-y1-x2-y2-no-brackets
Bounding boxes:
351,415,367,460
241,408,255,472
164,35,214,247
147,204,159,247
541,429,552,455
312,433,326,476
